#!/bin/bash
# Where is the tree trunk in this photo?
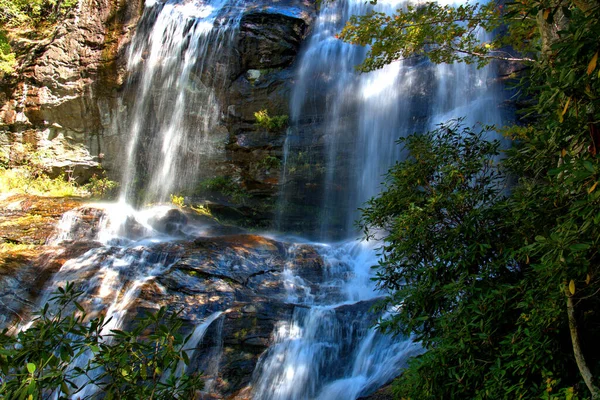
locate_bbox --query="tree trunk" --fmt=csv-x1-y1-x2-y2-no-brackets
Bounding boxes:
566,290,600,399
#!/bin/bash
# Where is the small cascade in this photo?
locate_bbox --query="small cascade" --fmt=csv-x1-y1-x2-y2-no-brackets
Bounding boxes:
174,311,223,378
250,241,421,400
21,239,183,399
120,0,244,204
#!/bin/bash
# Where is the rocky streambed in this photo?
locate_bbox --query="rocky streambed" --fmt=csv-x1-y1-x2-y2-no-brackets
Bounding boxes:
0,195,418,399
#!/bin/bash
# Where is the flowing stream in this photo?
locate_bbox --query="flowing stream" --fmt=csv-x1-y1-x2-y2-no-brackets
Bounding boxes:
13,0,510,399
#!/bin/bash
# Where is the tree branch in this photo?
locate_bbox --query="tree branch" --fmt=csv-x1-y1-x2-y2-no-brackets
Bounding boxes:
566,288,600,399
448,46,536,63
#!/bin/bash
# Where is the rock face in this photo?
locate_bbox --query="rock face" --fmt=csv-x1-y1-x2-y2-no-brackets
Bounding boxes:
0,0,144,182
1,0,317,217
0,194,93,327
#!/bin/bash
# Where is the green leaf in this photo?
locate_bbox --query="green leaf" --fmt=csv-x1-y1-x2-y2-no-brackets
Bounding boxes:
569,243,590,252
583,161,595,173
26,363,36,374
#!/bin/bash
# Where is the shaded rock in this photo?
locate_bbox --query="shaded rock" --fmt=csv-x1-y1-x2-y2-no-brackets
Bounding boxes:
357,384,394,400
148,208,189,235
0,194,98,328
238,6,312,71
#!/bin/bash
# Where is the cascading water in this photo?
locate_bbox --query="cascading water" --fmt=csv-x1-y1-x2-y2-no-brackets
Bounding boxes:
120,0,243,204
254,0,510,398
279,0,510,240
250,240,422,400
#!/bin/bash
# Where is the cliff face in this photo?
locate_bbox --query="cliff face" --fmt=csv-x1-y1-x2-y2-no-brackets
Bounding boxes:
0,0,144,180
0,0,317,222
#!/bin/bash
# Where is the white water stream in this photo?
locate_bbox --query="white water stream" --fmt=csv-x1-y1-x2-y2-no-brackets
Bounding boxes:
120,0,243,204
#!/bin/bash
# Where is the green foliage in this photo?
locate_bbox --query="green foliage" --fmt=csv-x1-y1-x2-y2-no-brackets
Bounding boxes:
0,0,79,74
198,176,248,204
0,167,84,197
170,193,185,207
0,30,15,74
0,0,79,25
258,155,281,171
361,120,507,339
254,109,289,132
84,174,119,200
0,283,203,399
338,0,538,71
357,0,600,398
360,121,591,399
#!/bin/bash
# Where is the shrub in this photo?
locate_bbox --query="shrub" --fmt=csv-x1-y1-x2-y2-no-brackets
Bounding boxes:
258,155,281,171
170,194,185,207
254,109,289,132
198,176,248,203
84,174,119,199
0,283,203,399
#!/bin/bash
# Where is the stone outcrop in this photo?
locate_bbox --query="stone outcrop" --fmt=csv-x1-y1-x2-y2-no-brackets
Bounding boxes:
0,194,92,327
0,0,143,181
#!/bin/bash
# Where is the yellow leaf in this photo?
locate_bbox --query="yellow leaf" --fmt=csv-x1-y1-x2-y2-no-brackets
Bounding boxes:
586,274,591,285
569,280,576,295
543,8,550,20
526,254,530,264
561,97,571,117
587,51,598,76
588,181,598,194
561,149,567,157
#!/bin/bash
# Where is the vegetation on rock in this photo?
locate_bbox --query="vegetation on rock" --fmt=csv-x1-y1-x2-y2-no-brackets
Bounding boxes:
254,109,289,132
352,0,600,398
0,146,117,199
0,0,79,74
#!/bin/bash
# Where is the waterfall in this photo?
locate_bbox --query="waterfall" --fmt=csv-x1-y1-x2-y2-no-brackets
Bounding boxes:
278,0,509,240
255,0,510,397
250,241,422,400
174,311,223,379
119,0,243,205
8,0,513,399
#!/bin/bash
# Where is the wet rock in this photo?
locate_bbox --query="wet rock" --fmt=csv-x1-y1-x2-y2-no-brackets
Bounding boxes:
196,300,296,396
148,208,189,235
238,5,314,71
0,194,100,328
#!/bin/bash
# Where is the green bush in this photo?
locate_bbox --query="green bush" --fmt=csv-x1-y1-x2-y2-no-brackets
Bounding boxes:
258,155,281,171
0,0,80,74
254,109,289,132
0,283,203,399
84,174,119,200
170,193,185,207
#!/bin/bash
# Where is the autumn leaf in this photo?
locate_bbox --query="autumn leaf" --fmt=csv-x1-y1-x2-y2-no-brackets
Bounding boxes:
569,280,576,295
543,8,550,20
561,97,571,117
587,51,598,75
